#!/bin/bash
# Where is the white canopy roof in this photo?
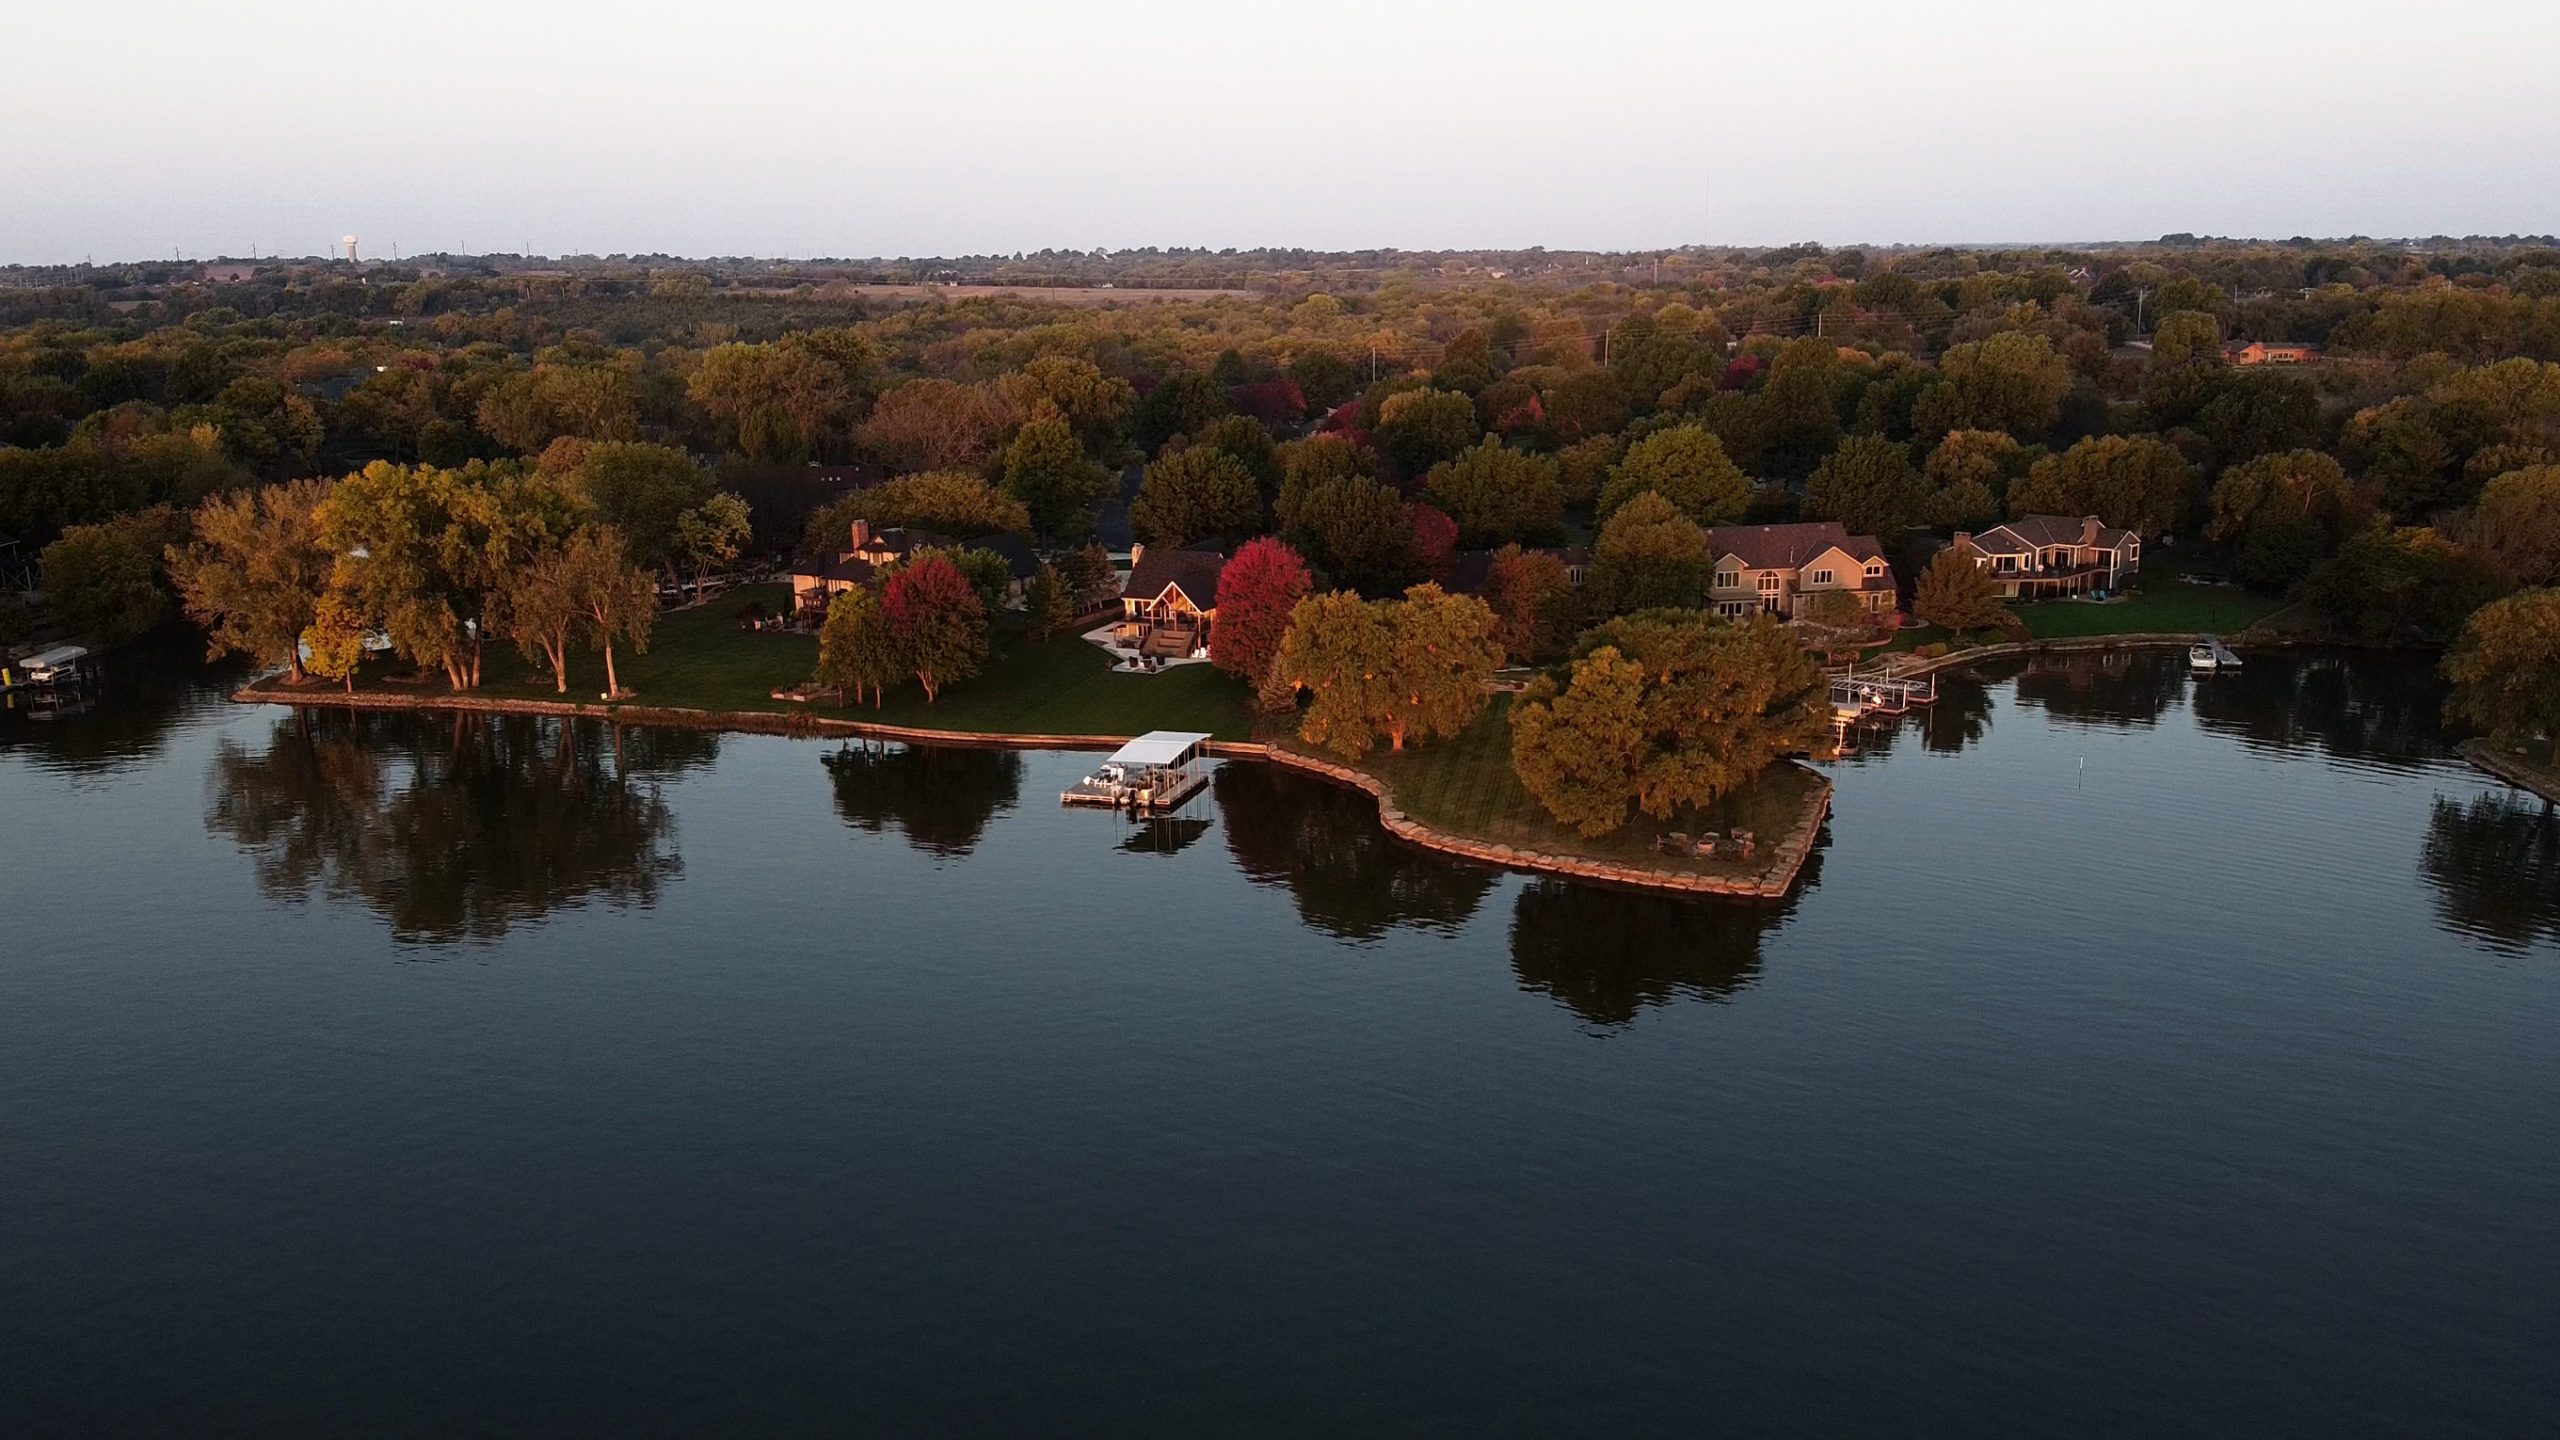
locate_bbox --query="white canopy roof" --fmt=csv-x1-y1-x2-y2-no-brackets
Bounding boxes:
1106,731,1212,767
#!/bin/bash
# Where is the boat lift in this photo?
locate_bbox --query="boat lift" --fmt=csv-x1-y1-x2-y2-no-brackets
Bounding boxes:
1061,730,1213,813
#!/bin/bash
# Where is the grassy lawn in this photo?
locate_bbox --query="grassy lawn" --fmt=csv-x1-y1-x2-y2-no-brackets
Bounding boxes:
1321,696,1825,881
2014,581,2291,640
282,583,1259,739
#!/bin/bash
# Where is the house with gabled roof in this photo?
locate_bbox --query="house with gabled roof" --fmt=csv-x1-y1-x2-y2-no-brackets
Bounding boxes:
1704,522,1894,620
1951,515,2140,598
1117,543,1226,659
788,519,957,617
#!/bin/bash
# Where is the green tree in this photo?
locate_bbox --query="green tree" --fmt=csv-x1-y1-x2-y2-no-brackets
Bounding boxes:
2009,435,2197,537
1133,447,1261,548
1025,562,1076,641
1922,429,2021,530
1193,415,1285,503
571,441,710,578
1510,610,1830,837
1016,355,1135,454
1276,434,1377,529
1803,434,1926,541
1381,583,1502,751
1273,584,1498,756
1912,331,2071,440
2303,527,2505,645
1282,475,1420,597
1596,425,1750,526
673,491,754,602
1913,543,2007,633
1585,490,1712,615
1424,438,1564,547
811,471,1031,552
814,585,902,707
499,535,587,692
2443,588,2560,745
1132,371,1230,453
568,525,656,699
42,507,183,647
168,477,334,683
2206,450,2359,591
690,342,853,462
1376,387,1481,476
1001,405,1113,540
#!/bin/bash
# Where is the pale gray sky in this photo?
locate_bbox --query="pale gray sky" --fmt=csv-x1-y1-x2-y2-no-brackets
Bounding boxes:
6,0,2554,263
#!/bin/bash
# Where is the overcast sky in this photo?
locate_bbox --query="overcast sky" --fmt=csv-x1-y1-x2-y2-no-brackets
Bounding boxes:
7,0,2556,264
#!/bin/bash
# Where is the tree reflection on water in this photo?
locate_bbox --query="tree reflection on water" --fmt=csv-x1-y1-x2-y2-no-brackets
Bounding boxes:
822,740,1023,859
2190,651,2445,769
2007,649,2182,728
206,709,689,944
1507,845,1821,1028
2420,791,2560,954
1215,762,1496,941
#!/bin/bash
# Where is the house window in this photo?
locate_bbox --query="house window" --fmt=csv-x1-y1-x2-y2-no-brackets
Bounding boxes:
1756,574,1779,592
1997,556,2018,573
1718,601,1747,618
1865,563,1884,579
1716,570,1741,590
1809,569,1833,586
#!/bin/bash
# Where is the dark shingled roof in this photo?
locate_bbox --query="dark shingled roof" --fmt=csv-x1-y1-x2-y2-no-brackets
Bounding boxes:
1123,545,1228,610
1704,522,1884,571
1978,515,2138,552
966,531,1039,582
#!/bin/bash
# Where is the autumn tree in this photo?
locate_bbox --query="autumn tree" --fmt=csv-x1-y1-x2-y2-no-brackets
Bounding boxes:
168,477,334,682
1803,434,1927,542
300,590,368,694
2303,527,2505,646
1596,424,1750,526
571,441,710,578
1282,475,1420,597
1016,355,1135,455
1922,429,2023,531
1192,415,1285,503
2467,466,2560,588
1276,434,1377,529
1024,562,1076,641
1425,437,1564,547
1211,536,1314,702
859,377,1019,473
499,537,587,693
1913,544,2007,633
41,507,184,647
2206,450,2359,590
881,552,987,703
1273,584,1499,756
1131,371,1230,453
2443,588,2560,745
1482,543,1575,662
1585,490,1712,615
691,342,853,462
1133,447,1261,548
1510,610,1830,837
1001,403,1113,540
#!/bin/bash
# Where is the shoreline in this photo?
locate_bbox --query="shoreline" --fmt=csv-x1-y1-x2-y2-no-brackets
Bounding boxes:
2454,739,2560,806
229,680,1825,898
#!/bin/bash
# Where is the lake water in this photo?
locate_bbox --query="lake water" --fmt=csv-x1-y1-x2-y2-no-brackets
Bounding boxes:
4,645,2556,1436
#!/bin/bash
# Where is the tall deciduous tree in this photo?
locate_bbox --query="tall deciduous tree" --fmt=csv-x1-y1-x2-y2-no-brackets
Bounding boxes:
500,537,586,693
1595,424,1749,526
1132,447,1261,548
1281,475,1420,598
2008,435,2197,538
571,442,710,578
2466,466,2560,588
1803,434,1926,541
1585,490,1712,615
1911,331,2071,440
567,525,656,700
1273,584,1499,756
1509,610,1829,836
2443,587,2560,745
1425,438,1564,547
1482,543,1575,662
1913,544,2006,633
1375,387,1482,476
300,590,368,694
674,491,753,602
809,471,1031,552
1210,536,1313,695
881,552,986,703
169,477,334,683
692,342,854,463
1001,404,1113,541
814,585,902,707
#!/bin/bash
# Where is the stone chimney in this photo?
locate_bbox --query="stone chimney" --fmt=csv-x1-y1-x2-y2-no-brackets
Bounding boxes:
2080,516,2101,545
848,518,872,553
1951,531,1972,554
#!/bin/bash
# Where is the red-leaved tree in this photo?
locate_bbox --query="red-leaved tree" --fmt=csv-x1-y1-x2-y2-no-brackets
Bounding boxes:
1228,380,1307,427
881,552,988,703
1408,502,1457,583
1209,536,1312,698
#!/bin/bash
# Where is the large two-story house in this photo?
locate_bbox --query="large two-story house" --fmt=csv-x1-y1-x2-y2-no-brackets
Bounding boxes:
1704,522,1895,620
1117,543,1227,659
1950,515,2140,599
788,520,956,617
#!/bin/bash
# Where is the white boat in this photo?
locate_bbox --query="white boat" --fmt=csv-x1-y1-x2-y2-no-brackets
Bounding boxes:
11,645,88,686
1062,730,1212,811
2188,640,2217,672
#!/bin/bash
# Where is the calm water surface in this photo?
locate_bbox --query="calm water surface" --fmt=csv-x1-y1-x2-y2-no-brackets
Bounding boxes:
3,645,2556,1436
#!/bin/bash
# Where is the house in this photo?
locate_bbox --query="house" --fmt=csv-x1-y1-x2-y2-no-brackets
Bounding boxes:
1704,522,1893,621
1443,546,1592,596
202,263,259,284
2223,339,2323,366
1117,543,1226,659
787,520,956,617
1950,515,2140,598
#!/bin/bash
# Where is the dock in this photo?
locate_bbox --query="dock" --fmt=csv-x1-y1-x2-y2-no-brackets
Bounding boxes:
1060,730,1214,813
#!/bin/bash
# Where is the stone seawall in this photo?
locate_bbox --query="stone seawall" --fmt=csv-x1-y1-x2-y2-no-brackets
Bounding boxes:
233,684,1826,899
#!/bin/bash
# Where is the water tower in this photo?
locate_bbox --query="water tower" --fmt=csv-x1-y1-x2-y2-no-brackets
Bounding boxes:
341,235,359,263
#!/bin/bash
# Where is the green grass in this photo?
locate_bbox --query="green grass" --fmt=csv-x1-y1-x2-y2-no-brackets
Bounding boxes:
1324,696,1825,880
2013,581,2291,640
283,583,1259,739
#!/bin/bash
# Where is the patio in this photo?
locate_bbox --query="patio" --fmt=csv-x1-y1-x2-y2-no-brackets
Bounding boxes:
1083,620,1213,674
